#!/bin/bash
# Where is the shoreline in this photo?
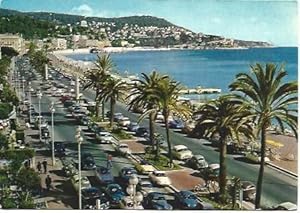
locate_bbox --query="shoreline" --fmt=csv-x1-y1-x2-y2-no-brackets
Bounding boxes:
53,46,278,55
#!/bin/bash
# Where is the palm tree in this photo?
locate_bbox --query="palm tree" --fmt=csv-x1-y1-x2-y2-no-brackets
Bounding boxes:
229,63,298,208
128,71,168,157
155,77,192,167
195,95,254,203
83,54,113,118
99,76,128,126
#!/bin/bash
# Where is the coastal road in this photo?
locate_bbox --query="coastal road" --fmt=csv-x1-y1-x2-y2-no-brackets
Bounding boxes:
80,87,297,207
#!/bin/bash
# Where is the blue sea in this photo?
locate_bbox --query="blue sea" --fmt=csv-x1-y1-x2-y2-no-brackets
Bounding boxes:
66,47,298,94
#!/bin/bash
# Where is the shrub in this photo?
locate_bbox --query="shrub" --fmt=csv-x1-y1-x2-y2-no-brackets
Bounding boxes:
111,128,132,140
0,103,13,119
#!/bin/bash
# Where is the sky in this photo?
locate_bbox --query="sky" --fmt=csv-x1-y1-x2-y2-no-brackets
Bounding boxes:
0,0,298,46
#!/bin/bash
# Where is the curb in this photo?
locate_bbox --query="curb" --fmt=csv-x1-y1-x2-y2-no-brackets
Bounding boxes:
266,162,298,178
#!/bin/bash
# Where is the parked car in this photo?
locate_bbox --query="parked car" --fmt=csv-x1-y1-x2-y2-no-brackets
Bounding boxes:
82,187,110,209
168,119,185,129
186,155,208,170
155,112,165,123
127,122,140,132
135,127,149,137
119,167,138,183
137,180,154,196
172,145,193,160
174,190,199,209
53,141,66,156
208,163,220,177
105,184,125,205
241,181,256,201
118,117,131,127
273,202,297,210
113,113,124,122
71,175,91,192
149,171,171,186
81,153,96,170
96,132,114,144
95,166,114,185
138,160,156,174
78,116,89,126
116,143,131,155
41,127,50,139
120,196,144,209
144,192,173,210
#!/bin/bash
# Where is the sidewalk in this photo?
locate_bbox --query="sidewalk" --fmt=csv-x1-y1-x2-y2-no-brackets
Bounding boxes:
24,122,77,209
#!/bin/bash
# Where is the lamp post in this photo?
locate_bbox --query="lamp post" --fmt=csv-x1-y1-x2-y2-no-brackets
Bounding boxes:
28,82,32,124
126,175,143,209
37,91,42,142
22,76,25,102
76,127,83,209
50,102,55,166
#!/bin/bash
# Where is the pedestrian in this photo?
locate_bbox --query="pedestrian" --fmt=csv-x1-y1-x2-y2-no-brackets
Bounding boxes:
45,175,52,191
37,161,42,173
106,154,113,169
42,159,47,173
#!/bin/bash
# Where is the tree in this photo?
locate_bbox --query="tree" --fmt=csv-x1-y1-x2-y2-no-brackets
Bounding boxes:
83,54,113,118
194,95,254,203
0,133,9,150
229,63,298,208
29,50,49,79
155,77,192,167
128,72,168,157
16,168,41,192
99,76,127,126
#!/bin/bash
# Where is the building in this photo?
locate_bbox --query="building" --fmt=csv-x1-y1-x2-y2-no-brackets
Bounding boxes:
0,34,25,54
80,20,88,28
51,38,67,50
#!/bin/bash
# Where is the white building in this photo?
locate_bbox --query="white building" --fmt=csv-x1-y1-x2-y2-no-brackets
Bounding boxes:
0,34,25,54
51,38,67,50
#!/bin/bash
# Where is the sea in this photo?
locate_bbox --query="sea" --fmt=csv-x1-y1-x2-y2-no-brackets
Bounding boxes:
66,47,298,98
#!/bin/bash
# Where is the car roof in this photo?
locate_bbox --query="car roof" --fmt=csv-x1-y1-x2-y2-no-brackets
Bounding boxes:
153,170,165,174
209,164,220,169
179,190,193,196
276,202,297,210
194,154,204,159
174,145,188,150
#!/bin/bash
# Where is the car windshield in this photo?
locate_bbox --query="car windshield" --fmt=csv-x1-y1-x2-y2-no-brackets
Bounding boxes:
142,183,152,187
155,172,166,177
154,196,165,201
110,187,121,193
178,148,188,152
125,170,137,175
186,194,196,199
120,145,128,148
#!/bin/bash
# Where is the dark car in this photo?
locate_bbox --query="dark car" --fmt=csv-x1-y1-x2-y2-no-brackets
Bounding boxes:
174,190,199,209
144,192,173,210
81,153,96,170
127,122,140,132
41,127,50,139
95,166,114,185
54,142,66,156
79,116,90,126
186,155,208,170
135,127,149,137
82,187,110,209
105,184,125,205
168,119,185,129
119,167,138,185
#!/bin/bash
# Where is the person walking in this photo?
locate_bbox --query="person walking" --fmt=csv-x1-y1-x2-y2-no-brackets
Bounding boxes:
37,161,42,173
106,154,113,169
42,159,47,173
45,175,52,191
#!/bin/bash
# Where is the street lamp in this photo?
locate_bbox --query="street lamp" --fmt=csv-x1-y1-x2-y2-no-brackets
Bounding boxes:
37,91,42,142
22,76,25,102
28,82,32,124
76,127,83,210
50,102,55,166
126,175,143,209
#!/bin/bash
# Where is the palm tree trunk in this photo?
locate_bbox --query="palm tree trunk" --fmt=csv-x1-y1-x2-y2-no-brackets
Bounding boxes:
95,91,100,118
149,112,155,149
110,98,115,127
163,110,173,167
255,126,266,209
219,138,227,204
101,100,105,120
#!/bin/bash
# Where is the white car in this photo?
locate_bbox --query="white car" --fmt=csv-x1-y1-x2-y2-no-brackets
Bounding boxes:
71,175,91,192
118,117,131,127
96,132,114,143
120,196,144,209
139,180,154,196
172,145,193,160
139,161,156,174
274,202,297,210
116,143,131,155
149,171,171,186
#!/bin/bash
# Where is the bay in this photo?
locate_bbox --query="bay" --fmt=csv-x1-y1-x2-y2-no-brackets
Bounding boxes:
66,47,298,93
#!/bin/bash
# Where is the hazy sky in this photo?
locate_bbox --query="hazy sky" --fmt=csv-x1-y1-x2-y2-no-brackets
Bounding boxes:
0,0,298,46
